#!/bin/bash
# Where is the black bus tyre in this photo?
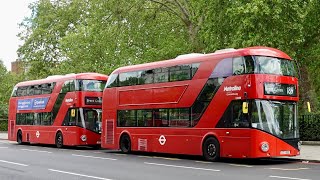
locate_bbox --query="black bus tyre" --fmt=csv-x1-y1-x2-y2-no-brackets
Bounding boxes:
55,131,63,148
202,137,220,161
119,134,131,153
17,130,23,145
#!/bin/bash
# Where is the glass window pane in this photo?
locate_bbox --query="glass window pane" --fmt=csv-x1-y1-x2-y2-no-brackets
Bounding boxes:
244,56,254,74
137,110,153,127
106,74,118,88
154,109,168,127
154,68,169,83
169,108,190,127
233,57,245,75
118,110,137,127
210,58,233,78
140,70,154,84
191,63,200,77
169,65,191,81
119,72,138,86
79,80,106,92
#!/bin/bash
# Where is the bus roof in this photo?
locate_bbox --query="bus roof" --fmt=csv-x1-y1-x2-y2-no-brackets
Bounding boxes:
15,73,108,87
111,46,292,74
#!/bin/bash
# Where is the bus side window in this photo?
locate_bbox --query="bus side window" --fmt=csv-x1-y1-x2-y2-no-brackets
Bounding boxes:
17,86,27,97
169,65,191,81
140,70,154,84
154,67,169,83
63,109,77,126
233,57,245,75
34,85,42,95
27,86,35,96
231,102,249,128
244,56,254,74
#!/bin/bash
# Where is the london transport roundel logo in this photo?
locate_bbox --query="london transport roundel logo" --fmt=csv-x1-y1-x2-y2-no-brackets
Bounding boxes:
36,131,40,138
158,135,166,145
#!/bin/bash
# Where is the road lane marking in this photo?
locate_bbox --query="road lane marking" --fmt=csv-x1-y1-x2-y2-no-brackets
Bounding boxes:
93,152,103,154
114,153,126,156
268,167,310,171
0,147,8,149
151,156,181,161
269,175,311,180
138,155,154,158
0,159,29,167
229,164,253,168
195,161,213,164
144,162,220,172
48,169,113,180
72,154,117,161
21,149,53,153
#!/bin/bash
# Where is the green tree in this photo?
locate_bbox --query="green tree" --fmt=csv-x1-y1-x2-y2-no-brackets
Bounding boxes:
0,60,21,120
18,0,320,112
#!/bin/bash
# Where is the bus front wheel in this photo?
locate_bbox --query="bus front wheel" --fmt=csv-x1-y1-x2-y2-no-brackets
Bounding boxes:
119,134,131,153
17,130,23,145
55,132,63,148
202,137,220,161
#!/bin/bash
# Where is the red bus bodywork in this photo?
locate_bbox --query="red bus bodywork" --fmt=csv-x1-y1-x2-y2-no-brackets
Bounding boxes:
8,73,108,147
102,47,300,160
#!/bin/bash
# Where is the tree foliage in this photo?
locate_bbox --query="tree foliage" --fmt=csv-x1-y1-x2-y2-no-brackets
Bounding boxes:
17,0,320,112
0,60,22,119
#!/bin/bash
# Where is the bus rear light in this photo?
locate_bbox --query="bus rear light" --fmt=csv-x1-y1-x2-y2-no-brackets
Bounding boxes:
260,142,269,152
81,135,87,142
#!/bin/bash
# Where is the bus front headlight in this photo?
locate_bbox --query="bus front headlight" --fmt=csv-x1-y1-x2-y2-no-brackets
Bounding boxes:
260,142,269,152
81,135,87,142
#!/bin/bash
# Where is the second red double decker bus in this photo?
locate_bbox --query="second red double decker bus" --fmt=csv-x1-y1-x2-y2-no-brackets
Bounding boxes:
8,73,108,148
101,46,300,161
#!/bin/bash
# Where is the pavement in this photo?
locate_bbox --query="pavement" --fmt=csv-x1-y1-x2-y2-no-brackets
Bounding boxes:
1,132,319,162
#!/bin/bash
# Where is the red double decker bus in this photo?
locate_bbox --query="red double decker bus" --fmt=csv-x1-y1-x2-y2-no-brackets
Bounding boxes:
101,46,300,161
8,73,108,148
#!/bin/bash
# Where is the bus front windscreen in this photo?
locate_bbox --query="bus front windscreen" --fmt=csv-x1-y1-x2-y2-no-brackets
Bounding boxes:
79,108,102,133
77,80,106,92
251,100,299,139
254,56,297,77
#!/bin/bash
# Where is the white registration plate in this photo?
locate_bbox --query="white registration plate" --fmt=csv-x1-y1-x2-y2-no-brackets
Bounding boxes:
280,150,291,155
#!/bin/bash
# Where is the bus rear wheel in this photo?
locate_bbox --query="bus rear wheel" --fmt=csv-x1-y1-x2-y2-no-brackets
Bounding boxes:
55,132,63,148
202,137,220,161
17,130,23,145
120,134,131,153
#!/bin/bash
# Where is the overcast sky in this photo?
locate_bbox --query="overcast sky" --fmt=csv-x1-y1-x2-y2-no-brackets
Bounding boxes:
0,0,36,70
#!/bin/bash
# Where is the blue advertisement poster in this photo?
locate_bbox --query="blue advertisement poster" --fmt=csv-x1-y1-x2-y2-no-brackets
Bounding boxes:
17,97,50,110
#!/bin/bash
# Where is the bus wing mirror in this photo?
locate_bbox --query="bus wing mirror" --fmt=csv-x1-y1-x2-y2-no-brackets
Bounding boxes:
242,102,248,114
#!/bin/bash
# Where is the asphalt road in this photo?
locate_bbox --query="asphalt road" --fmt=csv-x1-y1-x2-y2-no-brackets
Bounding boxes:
0,140,318,180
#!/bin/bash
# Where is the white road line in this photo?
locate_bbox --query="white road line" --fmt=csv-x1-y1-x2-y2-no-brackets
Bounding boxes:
21,149,53,153
93,152,103,154
72,154,117,161
151,156,181,161
268,167,310,171
0,159,29,167
195,161,213,164
269,175,311,180
48,169,113,180
229,164,253,168
138,155,154,158
0,147,8,149
144,162,221,172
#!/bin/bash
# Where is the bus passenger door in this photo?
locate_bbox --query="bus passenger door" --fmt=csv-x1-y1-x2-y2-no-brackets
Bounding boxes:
219,101,251,158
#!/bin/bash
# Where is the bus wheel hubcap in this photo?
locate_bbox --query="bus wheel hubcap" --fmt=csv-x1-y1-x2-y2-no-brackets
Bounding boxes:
58,135,62,145
208,144,216,156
